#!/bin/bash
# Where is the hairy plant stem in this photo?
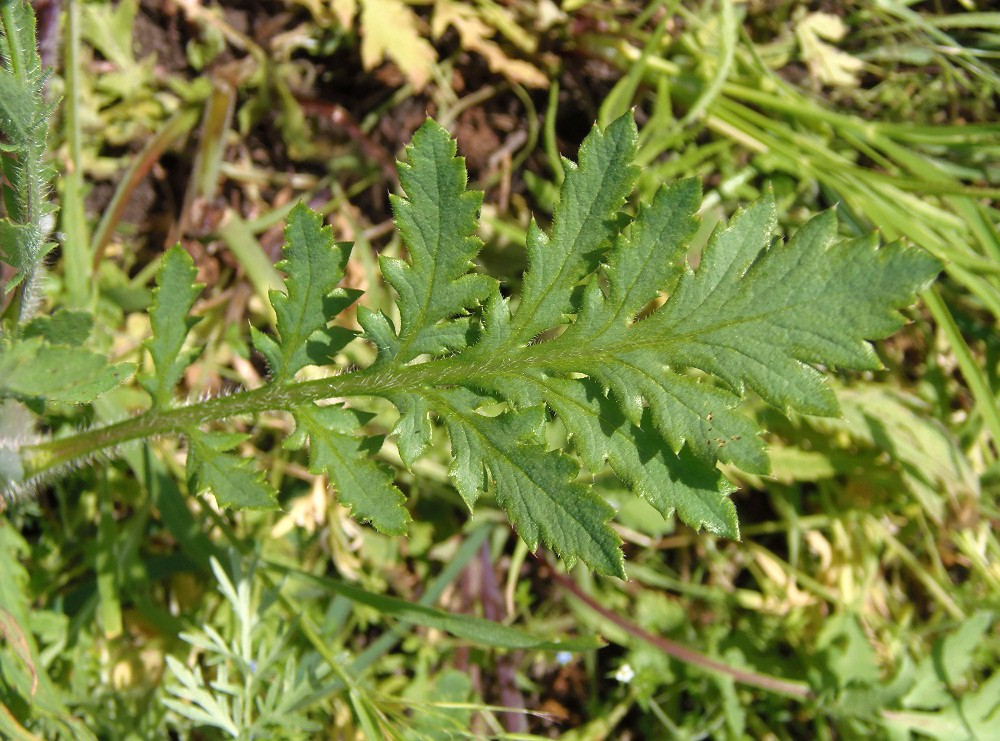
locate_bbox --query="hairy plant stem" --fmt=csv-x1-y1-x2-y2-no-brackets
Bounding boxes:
1,0,49,326
18,300,794,483
19,345,558,480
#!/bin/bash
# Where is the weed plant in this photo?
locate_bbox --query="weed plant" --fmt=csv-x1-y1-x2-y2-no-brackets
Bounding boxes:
0,0,998,737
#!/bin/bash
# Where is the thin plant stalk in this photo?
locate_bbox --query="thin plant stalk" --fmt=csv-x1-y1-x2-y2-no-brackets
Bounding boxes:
60,0,91,308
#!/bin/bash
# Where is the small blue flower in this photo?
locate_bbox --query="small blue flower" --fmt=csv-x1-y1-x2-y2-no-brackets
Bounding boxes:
556,651,573,666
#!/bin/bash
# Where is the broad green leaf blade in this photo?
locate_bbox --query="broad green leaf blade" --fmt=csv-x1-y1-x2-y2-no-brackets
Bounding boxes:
276,563,603,651
255,203,354,381
287,404,409,534
0,338,135,403
510,113,640,343
186,430,278,510
380,119,494,362
436,390,625,578
140,246,203,409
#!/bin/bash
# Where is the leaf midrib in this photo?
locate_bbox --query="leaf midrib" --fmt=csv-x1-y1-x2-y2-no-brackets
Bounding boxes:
20,296,800,477
408,300,800,389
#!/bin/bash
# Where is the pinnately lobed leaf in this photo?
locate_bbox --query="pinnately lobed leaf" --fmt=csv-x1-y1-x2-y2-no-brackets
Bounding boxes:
16,112,938,578
343,114,939,576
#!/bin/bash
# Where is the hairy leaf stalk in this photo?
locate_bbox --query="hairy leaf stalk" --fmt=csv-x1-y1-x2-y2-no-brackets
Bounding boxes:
17,342,622,480
0,0,53,323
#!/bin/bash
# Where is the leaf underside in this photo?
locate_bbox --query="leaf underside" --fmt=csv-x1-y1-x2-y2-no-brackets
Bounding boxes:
149,113,939,577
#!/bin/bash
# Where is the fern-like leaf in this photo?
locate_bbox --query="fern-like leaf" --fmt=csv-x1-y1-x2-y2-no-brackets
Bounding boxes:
55,113,938,578
353,114,939,575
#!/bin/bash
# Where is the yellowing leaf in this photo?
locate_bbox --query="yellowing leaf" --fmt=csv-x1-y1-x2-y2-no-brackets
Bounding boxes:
432,0,547,88
356,0,437,90
330,0,356,27
795,12,863,88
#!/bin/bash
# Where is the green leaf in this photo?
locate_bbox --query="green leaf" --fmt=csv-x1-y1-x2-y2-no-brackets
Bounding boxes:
79,0,138,70
22,309,93,344
0,0,46,142
643,205,940,412
387,392,432,470
904,611,995,710
0,0,56,297
6,112,941,580
286,403,409,534
540,192,940,472
252,203,356,381
0,337,135,403
434,389,625,578
509,113,640,343
0,221,45,282
186,430,278,510
0,523,72,721
542,377,739,538
379,119,495,363
140,246,203,409
276,559,603,651
347,114,941,574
